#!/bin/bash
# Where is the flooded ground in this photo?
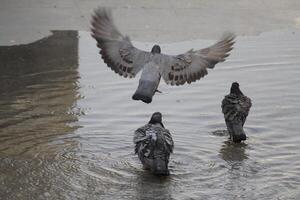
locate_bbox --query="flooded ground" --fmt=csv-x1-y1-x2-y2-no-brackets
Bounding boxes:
0,28,300,199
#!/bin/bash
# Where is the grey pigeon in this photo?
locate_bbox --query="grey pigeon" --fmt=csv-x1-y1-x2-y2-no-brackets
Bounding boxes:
222,82,252,143
133,112,174,176
91,7,236,103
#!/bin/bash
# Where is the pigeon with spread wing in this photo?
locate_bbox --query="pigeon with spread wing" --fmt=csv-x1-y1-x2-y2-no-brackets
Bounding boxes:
91,7,236,103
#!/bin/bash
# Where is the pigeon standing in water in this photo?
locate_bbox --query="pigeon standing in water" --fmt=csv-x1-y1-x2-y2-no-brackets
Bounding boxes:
222,82,252,143
91,7,236,103
133,112,174,176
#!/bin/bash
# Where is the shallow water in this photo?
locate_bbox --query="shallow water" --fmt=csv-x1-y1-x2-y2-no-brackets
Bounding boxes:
0,29,300,200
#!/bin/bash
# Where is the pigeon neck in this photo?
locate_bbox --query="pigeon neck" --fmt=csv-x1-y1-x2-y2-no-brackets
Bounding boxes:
149,120,164,128
230,87,244,96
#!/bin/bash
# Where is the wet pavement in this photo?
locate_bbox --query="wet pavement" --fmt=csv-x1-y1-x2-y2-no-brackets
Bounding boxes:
1,0,300,45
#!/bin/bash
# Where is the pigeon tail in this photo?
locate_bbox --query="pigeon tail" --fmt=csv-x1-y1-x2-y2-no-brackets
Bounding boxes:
139,149,170,176
132,62,161,103
152,156,169,176
226,121,246,143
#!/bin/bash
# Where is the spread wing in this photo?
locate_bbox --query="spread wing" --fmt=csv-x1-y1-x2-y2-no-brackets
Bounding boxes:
91,7,152,78
160,33,235,85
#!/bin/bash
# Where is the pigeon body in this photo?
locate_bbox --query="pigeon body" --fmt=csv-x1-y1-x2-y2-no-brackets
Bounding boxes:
133,112,174,175
222,82,252,143
91,7,235,103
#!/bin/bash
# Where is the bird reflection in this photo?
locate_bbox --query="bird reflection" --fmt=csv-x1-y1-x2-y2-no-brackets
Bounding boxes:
219,140,248,163
135,172,173,200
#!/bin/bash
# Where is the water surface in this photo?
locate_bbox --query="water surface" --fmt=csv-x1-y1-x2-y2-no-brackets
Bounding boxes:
0,29,300,199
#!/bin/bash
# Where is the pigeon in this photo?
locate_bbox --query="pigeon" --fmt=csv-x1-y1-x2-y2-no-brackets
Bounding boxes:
91,7,236,103
133,112,174,175
222,82,252,143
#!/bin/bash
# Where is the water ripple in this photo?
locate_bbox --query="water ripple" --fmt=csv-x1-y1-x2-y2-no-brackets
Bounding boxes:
1,29,300,199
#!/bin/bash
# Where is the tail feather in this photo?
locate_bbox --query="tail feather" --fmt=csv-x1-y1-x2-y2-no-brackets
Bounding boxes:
226,121,246,143
132,62,161,103
132,79,158,103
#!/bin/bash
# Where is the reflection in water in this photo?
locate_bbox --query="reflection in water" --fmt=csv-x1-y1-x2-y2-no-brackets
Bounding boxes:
219,141,248,164
1,29,300,199
0,30,80,157
135,173,173,200
219,141,251,199
0,31,81,199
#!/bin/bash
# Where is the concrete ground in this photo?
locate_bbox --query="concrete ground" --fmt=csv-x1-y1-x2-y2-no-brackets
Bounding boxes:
0,0,300,45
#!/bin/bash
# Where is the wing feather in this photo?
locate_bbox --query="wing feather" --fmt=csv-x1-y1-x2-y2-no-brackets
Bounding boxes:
91,7,152,78
160,33,235,86
134,124,174,156
222,94,252,124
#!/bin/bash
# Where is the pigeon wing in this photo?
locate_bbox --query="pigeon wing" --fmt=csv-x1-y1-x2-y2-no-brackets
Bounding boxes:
91,7,152,78
161,128,174,154
160,33,235,85
221,94,252,124
133,124,152,155
133,124,174,156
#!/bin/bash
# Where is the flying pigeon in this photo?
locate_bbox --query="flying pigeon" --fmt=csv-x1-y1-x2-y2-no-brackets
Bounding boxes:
134,112,174,175
91,7,236,103
222,82,252,143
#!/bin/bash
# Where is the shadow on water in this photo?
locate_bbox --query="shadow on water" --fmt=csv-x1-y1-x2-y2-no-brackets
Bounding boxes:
211,129,229,137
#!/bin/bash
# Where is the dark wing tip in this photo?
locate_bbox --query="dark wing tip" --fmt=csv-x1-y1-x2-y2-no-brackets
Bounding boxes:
90,7,114,35
93,6,112,19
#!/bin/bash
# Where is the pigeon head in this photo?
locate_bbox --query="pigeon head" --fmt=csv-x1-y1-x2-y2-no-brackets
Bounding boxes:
230,82,244,96
151,45,161,54
149,112,164,127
